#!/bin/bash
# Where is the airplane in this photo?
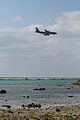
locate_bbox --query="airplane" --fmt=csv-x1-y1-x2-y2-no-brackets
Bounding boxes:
35,27,57,36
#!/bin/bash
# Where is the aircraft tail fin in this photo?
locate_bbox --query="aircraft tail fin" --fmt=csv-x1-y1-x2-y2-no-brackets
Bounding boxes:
44,29,48,32
35,27,40,32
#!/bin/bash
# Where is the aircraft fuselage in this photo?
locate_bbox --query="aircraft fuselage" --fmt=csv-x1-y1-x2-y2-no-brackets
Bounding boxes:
35,27,57,36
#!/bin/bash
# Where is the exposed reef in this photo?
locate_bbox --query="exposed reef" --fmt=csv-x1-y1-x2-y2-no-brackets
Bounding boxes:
0,90,7,94
33,88,46,90
72,80,80,85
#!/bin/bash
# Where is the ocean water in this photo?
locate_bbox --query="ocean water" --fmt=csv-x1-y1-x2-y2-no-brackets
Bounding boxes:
0,79,80,108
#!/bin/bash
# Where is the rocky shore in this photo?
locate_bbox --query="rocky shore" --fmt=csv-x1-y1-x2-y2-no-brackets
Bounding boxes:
0,105,80,120
73,80,80,85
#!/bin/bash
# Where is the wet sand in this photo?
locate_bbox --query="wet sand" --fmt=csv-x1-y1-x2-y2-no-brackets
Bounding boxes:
0,105,80,120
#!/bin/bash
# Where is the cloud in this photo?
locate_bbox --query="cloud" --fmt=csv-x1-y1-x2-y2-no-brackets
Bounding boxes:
0,11,80,57
12,16,21,21
52,11,80,37
0,11,80,76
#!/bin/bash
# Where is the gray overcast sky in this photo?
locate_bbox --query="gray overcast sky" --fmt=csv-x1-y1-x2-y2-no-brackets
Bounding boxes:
0,0,80,77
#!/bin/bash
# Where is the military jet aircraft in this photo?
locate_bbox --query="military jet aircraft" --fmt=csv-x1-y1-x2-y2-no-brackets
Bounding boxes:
35,27,57,36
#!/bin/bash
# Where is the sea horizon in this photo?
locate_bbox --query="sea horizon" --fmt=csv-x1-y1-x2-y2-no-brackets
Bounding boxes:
0,76,80,80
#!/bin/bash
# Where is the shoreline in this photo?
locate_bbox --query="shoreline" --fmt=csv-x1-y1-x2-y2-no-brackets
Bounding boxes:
0,78,80,119
1,102,80,109
0,105,80,120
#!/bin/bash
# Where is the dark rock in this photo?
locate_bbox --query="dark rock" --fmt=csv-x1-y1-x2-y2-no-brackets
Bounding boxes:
37,104,41,108
21,104,26,107
56,108,60,112
77,80,80,82
68,88,71,89
0,90,7,94
40,88,46,90
33,88,39,90
27,103,41,108
27,96,29,98
68,95,73,97
27,104,32,108
8,110,13,113
23,96,26,98
2,105,11,108
33,88,46,90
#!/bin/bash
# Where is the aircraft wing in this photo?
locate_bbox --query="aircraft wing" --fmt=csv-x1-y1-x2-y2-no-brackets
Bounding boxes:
45,29,57,35
44,29,50,33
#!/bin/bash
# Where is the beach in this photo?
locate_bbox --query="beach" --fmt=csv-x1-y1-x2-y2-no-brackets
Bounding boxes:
0,105,80,120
